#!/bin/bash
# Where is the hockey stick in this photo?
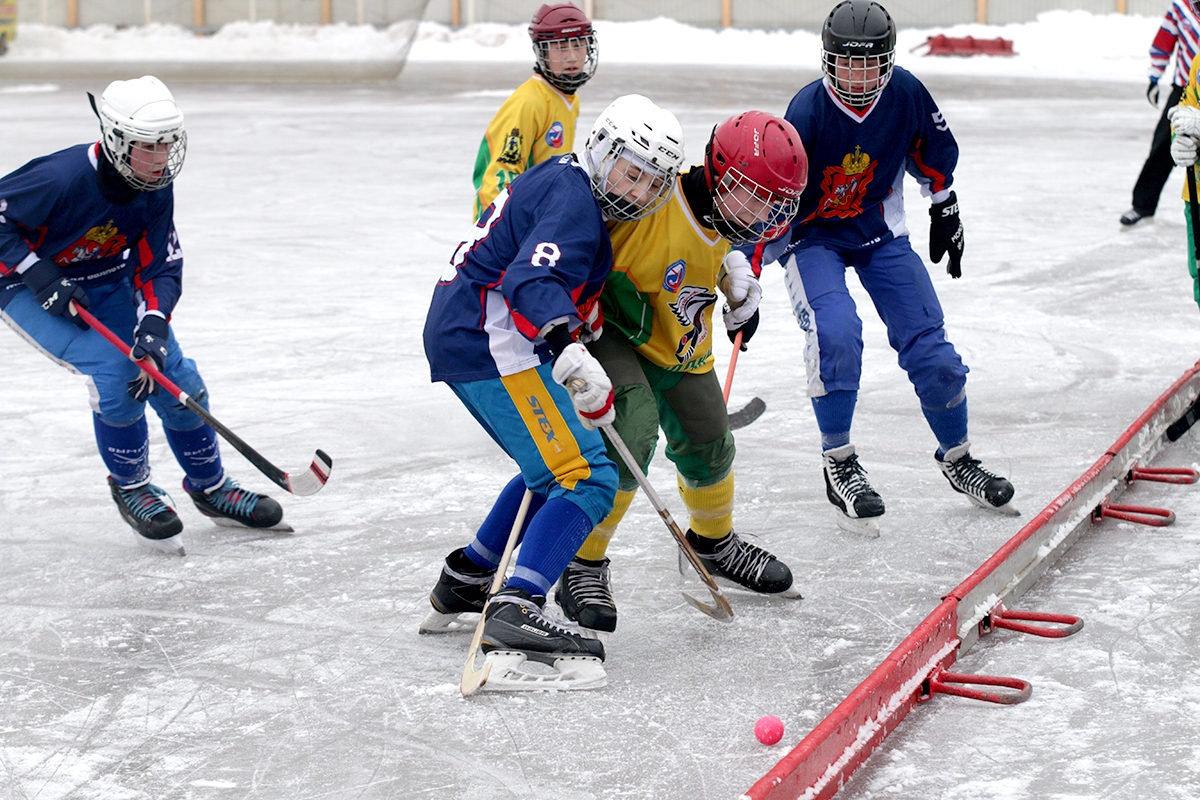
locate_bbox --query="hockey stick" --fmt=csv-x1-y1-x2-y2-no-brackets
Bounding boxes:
594,418,733,622
725,330,765,430
1189,165,1200,267
73,304,332,496
460,487,534,697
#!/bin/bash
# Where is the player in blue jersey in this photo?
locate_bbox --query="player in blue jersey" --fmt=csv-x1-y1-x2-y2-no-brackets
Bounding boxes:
420,95,685,690
0,76,285,555
755,1,1016,535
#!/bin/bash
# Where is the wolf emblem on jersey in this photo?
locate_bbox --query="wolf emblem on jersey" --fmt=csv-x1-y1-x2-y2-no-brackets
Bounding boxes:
55,219,128,266
670,285,717,362
545,122,565,149
498,127,524,166
817,146,876,220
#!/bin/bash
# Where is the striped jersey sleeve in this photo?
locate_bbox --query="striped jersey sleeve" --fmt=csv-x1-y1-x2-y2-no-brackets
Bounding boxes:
1151,0,1200,86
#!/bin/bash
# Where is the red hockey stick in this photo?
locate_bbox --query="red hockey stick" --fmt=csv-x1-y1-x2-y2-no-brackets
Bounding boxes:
724,330,765,430
73,303,332,496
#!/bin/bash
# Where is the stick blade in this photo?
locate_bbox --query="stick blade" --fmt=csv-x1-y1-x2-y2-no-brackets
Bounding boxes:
728,397,766,430
285,449,333,496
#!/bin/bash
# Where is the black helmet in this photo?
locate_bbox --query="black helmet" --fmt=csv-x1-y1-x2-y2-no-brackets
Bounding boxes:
822,0,896,107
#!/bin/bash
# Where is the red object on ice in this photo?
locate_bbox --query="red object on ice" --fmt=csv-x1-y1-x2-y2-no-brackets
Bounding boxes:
913,35,1015,57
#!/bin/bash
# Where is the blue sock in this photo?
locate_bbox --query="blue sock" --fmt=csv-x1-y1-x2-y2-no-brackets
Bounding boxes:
812,390,856,451
923,394,968,456
466,475,545,568
506,497,594,597
93,414,150,487
164,424,225,491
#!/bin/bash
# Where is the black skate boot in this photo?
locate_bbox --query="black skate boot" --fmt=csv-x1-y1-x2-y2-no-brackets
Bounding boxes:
419,547,496,634
556,556,617,633
184,476,286,530
685,529,800,598
108,476,185,555
823,444,885,535
479,587,607,691
936,443,1019,516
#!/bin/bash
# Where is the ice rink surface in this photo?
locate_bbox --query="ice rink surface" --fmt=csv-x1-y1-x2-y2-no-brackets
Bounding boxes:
2,63,1200,799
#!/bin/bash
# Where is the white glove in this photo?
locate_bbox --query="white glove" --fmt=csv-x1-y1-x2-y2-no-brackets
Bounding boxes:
1170,103,1200,138
1172,133,1199,168
718,250,762,331
578,301,603,343
551,342,615,430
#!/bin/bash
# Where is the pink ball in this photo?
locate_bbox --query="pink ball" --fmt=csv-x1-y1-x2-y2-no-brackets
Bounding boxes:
754,715,784,745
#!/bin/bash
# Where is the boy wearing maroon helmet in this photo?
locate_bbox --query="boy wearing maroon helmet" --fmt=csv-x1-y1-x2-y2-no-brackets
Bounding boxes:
472,3,598,220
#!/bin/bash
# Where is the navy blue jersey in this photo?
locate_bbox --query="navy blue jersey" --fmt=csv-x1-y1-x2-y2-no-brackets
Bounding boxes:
771,66,958,258
0,143,182,315
424,154,612,383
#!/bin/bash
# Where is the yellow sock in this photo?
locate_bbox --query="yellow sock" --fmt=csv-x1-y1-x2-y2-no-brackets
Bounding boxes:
677,471,734,539
577,488,636,561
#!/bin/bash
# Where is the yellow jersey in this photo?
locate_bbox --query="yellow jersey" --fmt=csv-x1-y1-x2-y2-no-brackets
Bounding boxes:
603,174,729,374
472,74,580,220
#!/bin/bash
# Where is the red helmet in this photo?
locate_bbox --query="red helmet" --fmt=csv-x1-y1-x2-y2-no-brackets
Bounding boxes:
704,111,807,245
529,4,598,93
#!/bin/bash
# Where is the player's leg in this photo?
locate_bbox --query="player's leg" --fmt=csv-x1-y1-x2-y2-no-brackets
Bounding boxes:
654,367,796,596
859,237,1015,513
784,247,884,532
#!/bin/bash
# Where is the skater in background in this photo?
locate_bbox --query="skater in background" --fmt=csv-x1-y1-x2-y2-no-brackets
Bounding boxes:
472,2,598,220
750,0,1015,536
1120,0,1200,228
555,109,808,635
0,76,285,555
1162,35,1200,309
420,95,684,689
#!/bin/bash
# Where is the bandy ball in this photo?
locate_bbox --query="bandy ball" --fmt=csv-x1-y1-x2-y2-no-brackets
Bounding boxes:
754,715,784,745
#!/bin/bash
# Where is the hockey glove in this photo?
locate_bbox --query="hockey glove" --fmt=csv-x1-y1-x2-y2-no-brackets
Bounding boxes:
127,314,170,402
727,308,760,349
1171,133,1200,168
578,299,604,344
929,191,964,279
1169,103,1200,138
1147,79,1161,109
551,342,615,430
20,259,90,329
718,250,763,344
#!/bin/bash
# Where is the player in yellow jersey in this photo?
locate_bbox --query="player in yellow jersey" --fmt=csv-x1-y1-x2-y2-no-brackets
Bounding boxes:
554,111,809,633
1166,42,1200,308
472,3,598,220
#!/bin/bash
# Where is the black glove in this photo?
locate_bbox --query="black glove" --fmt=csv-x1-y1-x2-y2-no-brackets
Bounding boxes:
127,314,169,402
726,308,760,350
1148,79,1161,109
20,259,90,328
929,191,964,279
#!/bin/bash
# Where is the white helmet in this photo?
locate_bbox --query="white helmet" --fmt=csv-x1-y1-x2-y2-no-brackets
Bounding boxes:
584,94,684,222
92,75,187,192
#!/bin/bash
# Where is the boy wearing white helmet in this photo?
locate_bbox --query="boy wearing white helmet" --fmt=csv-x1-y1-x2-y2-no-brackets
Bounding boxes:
421,95,682,690
0,76,285,555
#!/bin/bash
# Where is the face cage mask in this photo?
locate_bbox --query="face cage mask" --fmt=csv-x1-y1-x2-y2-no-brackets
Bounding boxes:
590,140,676,223
534,34,598,93
109,133,188,192
712,169,800,245
822,50,895,108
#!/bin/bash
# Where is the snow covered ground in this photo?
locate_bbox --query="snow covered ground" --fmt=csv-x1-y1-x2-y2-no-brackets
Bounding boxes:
2,13,1200,800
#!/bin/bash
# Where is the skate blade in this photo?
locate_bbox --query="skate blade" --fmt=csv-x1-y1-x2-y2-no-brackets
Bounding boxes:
207,516,295,533
134,531,186,556
479,651,607,692
970,497,1021,517
418,608,479,635
835,511,881,538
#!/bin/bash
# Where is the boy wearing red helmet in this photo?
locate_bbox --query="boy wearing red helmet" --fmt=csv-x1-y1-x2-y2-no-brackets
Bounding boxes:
555,111,809,635
472,3,598,220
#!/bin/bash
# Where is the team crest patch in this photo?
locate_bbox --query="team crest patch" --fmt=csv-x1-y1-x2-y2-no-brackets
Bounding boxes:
55,219,127,266
662,259,686,293
498,127,524,166
817,145,876,220
545,122,565,148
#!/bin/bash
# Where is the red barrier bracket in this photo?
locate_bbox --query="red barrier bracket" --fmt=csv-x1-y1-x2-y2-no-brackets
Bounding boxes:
1092,500,1175,527
1127,464,1199,485
981,606,1084,639
919,669,1032,705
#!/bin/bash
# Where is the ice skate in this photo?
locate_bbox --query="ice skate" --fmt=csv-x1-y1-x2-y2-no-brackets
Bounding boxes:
555,556,617,634
685,530,801,599
823,444,885,536
936,443,1019,516
1119,207,1153,227
419,548,495,634
184,475,290,531
478,587,606,691
108,476,185,555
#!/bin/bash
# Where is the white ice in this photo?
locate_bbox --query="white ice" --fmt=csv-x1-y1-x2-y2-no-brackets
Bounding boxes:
2,14,1200,800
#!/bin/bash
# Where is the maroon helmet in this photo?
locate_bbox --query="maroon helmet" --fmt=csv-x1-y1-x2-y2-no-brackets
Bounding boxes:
529,3,598,93
704,111,807,245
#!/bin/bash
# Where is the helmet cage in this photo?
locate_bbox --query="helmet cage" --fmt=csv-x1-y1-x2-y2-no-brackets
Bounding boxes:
822,50,895,108
711,168,800,245
532,33,598,93
586,134,677,222
92,77,187,192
